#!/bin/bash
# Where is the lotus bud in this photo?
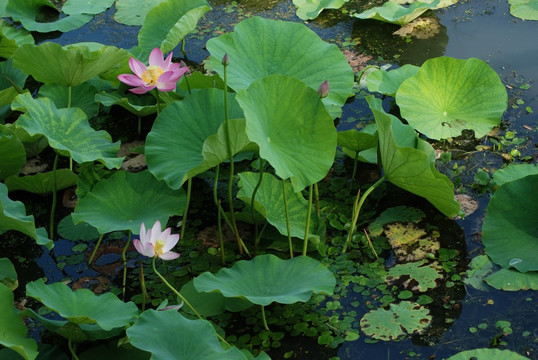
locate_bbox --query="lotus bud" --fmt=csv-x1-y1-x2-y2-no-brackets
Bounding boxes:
317,80,329,98
222,53,229,66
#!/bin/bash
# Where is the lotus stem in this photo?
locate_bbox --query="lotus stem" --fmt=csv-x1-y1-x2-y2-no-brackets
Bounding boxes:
154,89,160,114
121,230,132,300
303,184,313,256
139,262,149,312
180,178,192,241
213,165,226,265
314,182,320,216
349,152,359,192
282,179,293,258
342,175,386,254
67,337,80,360
67,86,73,170
222,56,244,255
49,153,59,240
151,257,230,344
261,305,270,331
251,158,265,253
88,233,104,265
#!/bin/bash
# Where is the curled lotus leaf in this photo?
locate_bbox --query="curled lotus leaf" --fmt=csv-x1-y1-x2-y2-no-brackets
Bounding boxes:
360,301,432,341
292,0,348,20
353,0,441,25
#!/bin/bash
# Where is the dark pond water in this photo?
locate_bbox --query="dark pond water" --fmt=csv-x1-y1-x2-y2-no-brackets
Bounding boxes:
6,0,537,359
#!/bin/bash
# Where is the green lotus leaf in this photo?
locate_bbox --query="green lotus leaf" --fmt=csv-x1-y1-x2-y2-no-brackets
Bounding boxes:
366,64,420,97
138,0,211,54
0,182,52,249
396,57,507,140
482,174,538,272
95,92,158,117
200,118,255,167
446,348,530,360
12,93,123,169
337,124,378,164
5,0,93,33
485,268,538,291
236,75,336,192
62,0,114,15
0,58,28,108
368,96,460,217
0,283,38,360
146,88,243,189
79,341,150,360
293,0,348,20
353,0,441,25
4,169,77,194
178,71,225,92
114,0,167,25
39,82,99,119
386,260,442,292
127,309,246,360
463,254,496,291
360,301,432,341
206,16,354,119
0,1,6,16
72,170,186,234
237,172,324,243
0,258,17,290
3,123,47,157
24,278,138,342
509,0,538,20
491,163,538,189
0,20,34,59
13,42,126,87
0,124,26,181
179,280,252,317
57,214,100,241
194,254,335,306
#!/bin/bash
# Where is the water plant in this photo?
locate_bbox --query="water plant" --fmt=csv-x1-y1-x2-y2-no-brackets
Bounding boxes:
0,0,535,359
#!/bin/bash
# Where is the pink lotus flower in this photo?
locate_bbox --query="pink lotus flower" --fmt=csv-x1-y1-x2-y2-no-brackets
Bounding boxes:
118,48,188,94
134,220,180,260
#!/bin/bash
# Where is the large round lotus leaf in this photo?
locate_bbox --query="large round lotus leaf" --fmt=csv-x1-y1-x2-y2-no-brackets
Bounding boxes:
353,0,441,25
138,0,211,54
236,75,336,192
509,0,538,20
482,174,538,272
368,96,460,217
293,0,347,20
360,301,431,341
179,280,252,317
4,169,77,194
366,64,420,97
95,92,158,117
237,172,324,243
337,125,379,164
206,16,353,119
12,93,123,169
446,348,530,360
114,0,167,25
491,163,538,189
146,88,243,189
485,268,538,291
5,0,92,33
127,309,246,360
194,254,335,306
72,171,186,234
0,182,52,250
57,214,100,242
62,0,114,15
13,42,126,87
26,278,138,331
0,124,26,181
0,283,38,360
396,57,507,140
39,82,99,119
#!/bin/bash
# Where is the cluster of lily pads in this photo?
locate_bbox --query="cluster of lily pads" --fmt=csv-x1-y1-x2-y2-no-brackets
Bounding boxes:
0,0,536,360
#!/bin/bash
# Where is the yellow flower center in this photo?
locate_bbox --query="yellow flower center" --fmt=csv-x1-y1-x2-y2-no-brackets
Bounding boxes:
141,65,164,86
154,239,165,256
